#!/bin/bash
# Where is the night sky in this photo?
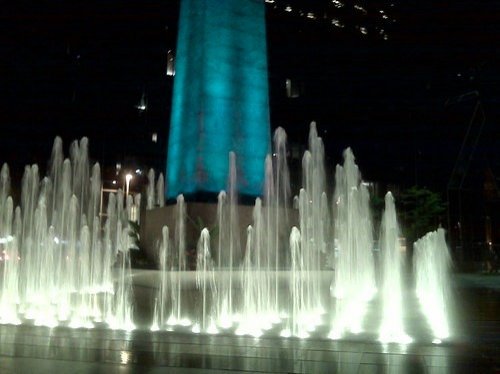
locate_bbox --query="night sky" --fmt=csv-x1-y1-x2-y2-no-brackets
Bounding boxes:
1,0,499,194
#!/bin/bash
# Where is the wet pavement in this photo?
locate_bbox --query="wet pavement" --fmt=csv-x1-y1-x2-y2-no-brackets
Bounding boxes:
0,274,498,373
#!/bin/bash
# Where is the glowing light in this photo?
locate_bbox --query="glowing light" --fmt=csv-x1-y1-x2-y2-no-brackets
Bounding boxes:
280,329,291,338
328,330,342,340
150,324,159,332
285,6,292,12
432,338,442,344
0,236,14,244
166,50,175,76
332,19,344,28
120,351,131,364
125,174,133,197
136,92,147,111
414,229,452,342
332,0,344,8
206,321,219,334
306,12,316,19
191,324,201,334
167,0,271,198
354,4,367,14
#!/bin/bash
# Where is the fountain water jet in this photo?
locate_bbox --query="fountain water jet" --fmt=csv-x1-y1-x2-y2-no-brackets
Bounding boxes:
378,192,412,344
0,125,458,345
0,137,135,330
414,228,452,340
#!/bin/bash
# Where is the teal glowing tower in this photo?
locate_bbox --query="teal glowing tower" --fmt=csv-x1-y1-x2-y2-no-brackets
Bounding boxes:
166,0,271,199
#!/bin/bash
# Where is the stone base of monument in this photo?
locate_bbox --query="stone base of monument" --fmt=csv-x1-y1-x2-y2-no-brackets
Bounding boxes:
141,202,298,266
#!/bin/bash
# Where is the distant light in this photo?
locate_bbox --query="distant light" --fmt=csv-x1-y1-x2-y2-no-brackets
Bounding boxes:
116,162,122,170
354,4,367,14
54,237,60,244
120,351,130,364
152,133,158,143
135,169,142,175
285,6,292,12
126,174,133,184
166,50,175,76
112,180,117,185
332,0,344,8
382,15,389,19
265,0,275,3
379,10,384,13
360,26,368,35
332,19,344,28
307,12,316,19
457,73,462,77
136,92,147,111
384,34,389,40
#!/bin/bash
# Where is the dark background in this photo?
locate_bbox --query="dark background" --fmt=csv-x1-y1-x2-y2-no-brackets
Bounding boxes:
1,0,499,193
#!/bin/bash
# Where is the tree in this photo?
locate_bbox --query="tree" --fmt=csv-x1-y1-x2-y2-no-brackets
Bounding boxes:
398,186,446,244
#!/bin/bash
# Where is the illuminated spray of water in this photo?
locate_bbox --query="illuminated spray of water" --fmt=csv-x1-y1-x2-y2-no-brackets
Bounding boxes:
330,148,376,339
192,229,218,334
378,192,412,344
0,137,136,330
151,226,170,331
414,228,452,341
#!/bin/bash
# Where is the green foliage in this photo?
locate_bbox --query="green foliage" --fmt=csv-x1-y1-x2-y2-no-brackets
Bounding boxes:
398,186,446,242
127,220,155,269
128,220,140,250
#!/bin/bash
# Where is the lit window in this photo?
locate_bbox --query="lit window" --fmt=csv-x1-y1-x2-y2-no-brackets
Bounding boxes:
286,79,300,98
152,133,158,143
354,4,367,14
332,19,344,28
136,92,147,111
332,0,344,8
166,50,175,76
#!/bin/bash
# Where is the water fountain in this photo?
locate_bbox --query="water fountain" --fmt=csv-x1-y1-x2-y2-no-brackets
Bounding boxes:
0,123,455,345
0,137,136,330
378,192,411,344
414,228,453,342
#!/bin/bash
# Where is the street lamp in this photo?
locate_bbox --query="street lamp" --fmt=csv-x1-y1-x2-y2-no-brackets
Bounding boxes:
125,173,133,197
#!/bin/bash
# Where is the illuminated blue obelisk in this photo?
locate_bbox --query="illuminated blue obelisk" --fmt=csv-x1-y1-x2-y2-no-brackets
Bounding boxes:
166,0,271,199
